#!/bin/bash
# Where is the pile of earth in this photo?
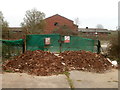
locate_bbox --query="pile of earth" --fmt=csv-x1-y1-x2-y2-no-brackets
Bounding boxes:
3,50,113,76
59,51,113,73
3,50,66,76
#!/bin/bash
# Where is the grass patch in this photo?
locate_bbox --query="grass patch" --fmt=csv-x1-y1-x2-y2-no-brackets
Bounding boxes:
64,71,74,89
5,70,15,73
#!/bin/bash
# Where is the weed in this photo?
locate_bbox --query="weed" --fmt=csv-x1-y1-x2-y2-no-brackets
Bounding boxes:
5,70,14,73
64,71,74,89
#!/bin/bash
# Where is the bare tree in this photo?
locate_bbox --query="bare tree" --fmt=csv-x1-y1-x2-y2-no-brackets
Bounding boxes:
0,11,9,39
0,11,3,22
96,24,104,29
0,11,3,39
74,17,80,26
21,8,46,34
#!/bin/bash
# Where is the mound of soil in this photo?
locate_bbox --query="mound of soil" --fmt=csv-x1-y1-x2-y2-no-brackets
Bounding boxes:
3,50,113,76
59,51,113,73
3,50,66,76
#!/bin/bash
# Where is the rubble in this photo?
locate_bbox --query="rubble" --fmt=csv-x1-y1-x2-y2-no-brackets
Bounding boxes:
3,50,113,76
59,51,113,73
3,50,66,76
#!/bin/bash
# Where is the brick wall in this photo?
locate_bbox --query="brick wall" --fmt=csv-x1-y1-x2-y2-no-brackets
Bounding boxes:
44,14,78,34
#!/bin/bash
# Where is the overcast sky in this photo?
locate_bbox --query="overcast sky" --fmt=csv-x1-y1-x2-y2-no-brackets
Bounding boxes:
0,0,119,30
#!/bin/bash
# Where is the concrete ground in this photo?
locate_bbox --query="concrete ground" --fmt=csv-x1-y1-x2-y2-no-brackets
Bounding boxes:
1,69,118,88
2,73,69,88
70,69,118,88
0,74,2,90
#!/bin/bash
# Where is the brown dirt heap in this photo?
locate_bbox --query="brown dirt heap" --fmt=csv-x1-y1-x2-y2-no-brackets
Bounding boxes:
3,50,113,76
59,51,113,73
3,50,66,76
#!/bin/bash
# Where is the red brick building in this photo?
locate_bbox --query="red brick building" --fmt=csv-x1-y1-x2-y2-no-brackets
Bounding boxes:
44,14,78,34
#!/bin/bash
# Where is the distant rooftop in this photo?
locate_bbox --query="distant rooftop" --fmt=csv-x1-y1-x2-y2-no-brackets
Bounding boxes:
8,27,22,32
78,27,110,33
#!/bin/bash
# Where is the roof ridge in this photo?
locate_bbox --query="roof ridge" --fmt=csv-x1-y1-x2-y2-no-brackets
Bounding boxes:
45,14,74,22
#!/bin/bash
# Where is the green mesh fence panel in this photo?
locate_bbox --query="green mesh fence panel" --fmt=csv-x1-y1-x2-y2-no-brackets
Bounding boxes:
1,34,98,59
61,36,95,52
26,34,98,53
2,39,23,59
26,34,60,52
2,39,23,46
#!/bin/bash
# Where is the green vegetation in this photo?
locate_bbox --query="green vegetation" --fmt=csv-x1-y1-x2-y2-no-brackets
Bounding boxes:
64,71,74,89
107,30,120,63
5,70,15,73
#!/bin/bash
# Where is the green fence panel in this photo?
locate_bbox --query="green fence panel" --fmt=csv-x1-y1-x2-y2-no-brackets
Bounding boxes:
45,34,60,53
2,39,24,59
61,36,95,52
26,34,60,52
26,34,98,53
2,39,23,46
26,35,45,51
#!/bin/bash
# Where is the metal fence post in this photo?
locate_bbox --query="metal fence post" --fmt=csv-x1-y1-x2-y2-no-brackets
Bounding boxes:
59,35,62,53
